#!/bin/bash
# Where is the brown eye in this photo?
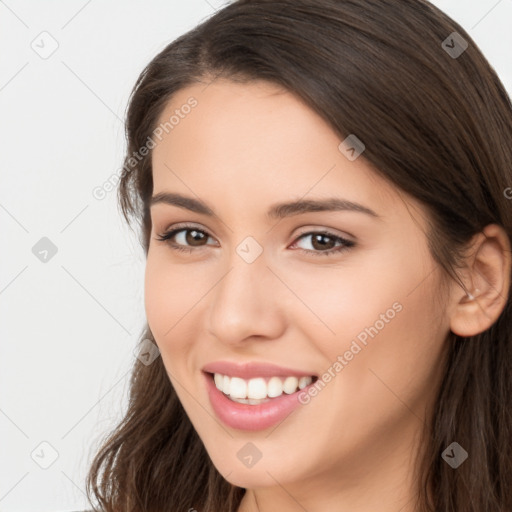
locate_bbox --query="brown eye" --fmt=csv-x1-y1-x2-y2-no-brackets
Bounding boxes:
155,225,355,258
290,231,355,257
183,229,208,246
155,226,215,253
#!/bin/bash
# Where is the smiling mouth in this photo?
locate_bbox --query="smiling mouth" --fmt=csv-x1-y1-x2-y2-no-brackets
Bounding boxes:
207,371,319,404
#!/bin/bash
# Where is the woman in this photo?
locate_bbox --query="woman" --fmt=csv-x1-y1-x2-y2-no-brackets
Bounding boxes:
85,0,512,510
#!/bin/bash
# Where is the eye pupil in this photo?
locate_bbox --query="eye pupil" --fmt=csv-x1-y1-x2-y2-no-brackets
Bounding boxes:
186,229,207,246
311,233,335,251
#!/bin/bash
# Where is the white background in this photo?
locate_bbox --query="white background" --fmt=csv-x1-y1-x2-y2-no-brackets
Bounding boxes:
1,1,511,511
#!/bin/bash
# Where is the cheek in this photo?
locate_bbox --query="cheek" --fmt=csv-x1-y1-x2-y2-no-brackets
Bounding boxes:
144,252,191,349
296,245,445,410
143,255,196,398
285,260,400,348
144,250,217,364
327,277,445,435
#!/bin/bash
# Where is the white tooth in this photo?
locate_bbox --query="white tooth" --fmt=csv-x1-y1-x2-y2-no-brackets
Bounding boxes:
222,375,231,395
230,396,249,404
247,377,267,399
267,376,284,398
229,377,247,399
248,397,270,405
229,396,270,405
298,376,313,390
283,376,299,394
214,373,224,391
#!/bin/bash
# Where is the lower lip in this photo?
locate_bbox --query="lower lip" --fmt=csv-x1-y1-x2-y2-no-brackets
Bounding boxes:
204,371,315,431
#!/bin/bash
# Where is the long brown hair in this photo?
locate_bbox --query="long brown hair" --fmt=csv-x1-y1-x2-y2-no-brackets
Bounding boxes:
85,1,512,510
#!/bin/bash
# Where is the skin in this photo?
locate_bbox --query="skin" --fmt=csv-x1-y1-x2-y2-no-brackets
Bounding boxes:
145,78,511,511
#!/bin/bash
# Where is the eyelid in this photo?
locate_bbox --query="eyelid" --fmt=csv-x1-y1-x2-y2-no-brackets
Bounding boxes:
293,225,355,242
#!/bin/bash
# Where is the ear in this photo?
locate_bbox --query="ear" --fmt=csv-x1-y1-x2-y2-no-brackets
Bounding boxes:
449,223,511,337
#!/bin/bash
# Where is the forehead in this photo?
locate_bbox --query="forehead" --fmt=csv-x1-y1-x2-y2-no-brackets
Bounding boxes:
150,78,417,224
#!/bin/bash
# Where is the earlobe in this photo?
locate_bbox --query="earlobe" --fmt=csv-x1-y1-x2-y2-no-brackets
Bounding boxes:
449,224,511,338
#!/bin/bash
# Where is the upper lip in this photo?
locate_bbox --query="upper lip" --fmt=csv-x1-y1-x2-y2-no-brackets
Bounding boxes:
202,360,318,379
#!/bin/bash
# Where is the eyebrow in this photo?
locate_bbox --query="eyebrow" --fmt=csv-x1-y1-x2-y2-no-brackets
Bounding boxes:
150,192,381,220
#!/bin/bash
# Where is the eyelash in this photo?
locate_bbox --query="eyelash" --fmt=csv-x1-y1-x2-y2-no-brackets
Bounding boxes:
155,223,355,257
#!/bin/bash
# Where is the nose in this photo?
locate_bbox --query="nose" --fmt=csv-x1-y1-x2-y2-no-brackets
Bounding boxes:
206,251,286,346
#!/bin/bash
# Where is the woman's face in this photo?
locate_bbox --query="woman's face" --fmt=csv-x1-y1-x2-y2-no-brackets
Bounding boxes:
145,78,450,500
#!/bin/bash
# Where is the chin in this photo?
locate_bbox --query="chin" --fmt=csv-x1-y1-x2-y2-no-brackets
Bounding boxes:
218,464,285,489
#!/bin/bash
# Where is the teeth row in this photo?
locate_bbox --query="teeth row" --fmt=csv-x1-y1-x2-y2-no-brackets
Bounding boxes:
213,373,314,400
